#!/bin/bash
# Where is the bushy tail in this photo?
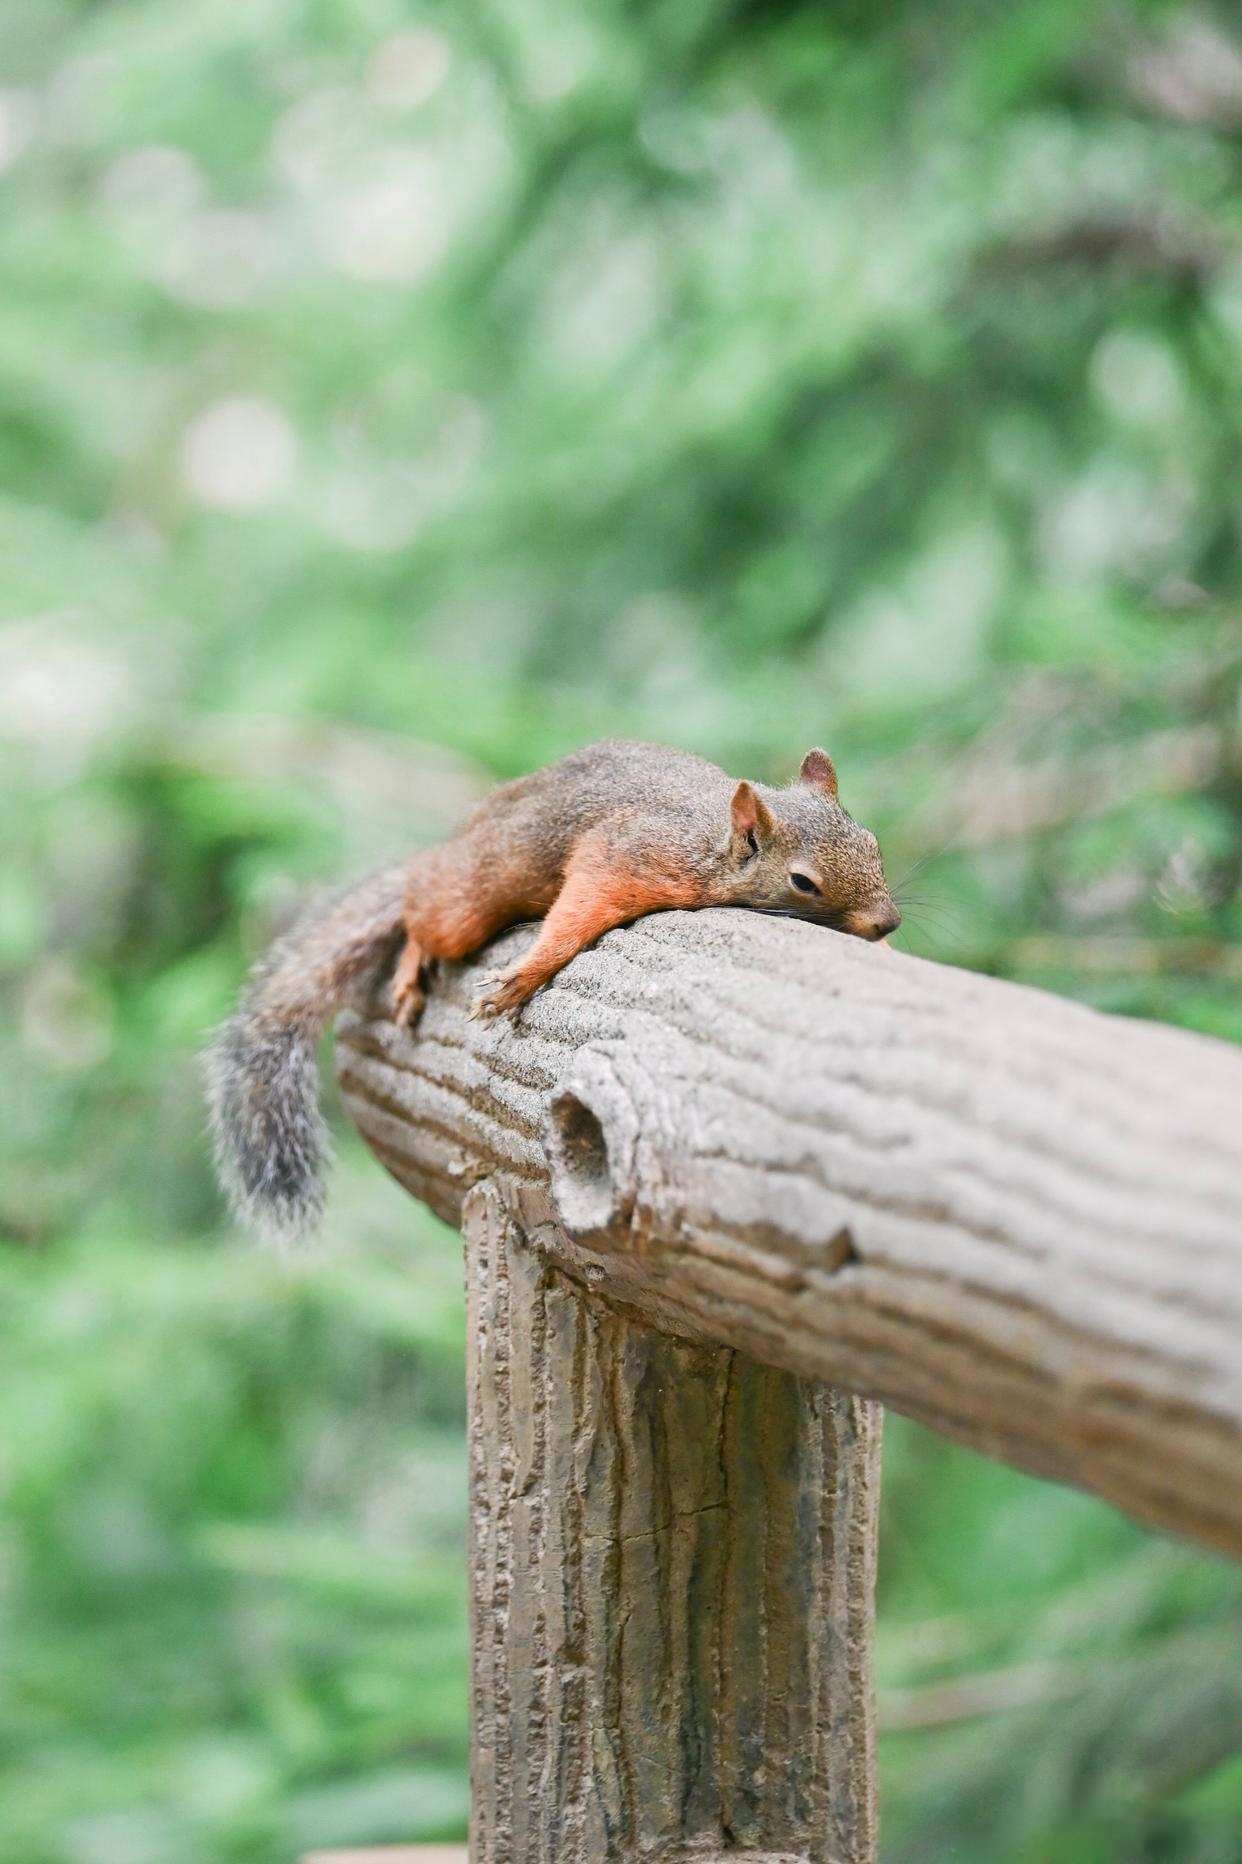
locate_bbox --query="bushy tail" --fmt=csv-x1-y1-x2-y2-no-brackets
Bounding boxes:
204,865,405,1244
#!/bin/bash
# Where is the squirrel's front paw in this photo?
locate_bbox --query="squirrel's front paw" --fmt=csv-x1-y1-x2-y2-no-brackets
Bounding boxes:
469,967,532,1021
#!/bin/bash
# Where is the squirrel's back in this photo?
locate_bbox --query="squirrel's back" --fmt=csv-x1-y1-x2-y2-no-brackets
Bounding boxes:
458,740,731,845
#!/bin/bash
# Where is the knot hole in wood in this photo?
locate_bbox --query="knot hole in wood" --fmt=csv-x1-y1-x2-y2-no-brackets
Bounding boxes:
546,1091,616,1232
545,1050,642,1239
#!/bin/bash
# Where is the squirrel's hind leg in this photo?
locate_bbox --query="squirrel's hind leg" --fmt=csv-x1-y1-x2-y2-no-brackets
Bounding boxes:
391,933,427,1027
397,842,557,1025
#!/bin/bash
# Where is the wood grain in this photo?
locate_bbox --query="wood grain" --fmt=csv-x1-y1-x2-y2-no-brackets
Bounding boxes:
462,1181,879,1864
337,907,1242,1558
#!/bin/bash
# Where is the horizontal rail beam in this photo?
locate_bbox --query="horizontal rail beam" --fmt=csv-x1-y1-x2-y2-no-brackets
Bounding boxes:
337,909,1242,1558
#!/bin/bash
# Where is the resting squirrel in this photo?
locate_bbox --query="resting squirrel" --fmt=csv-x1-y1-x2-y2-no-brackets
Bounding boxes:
206,739,899,1242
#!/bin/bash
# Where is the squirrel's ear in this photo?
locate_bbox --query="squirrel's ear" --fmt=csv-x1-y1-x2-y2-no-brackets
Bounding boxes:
799,748,838,800
730,780,774,844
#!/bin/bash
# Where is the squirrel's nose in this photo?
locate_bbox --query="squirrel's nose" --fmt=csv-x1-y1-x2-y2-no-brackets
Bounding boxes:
858,900,901,941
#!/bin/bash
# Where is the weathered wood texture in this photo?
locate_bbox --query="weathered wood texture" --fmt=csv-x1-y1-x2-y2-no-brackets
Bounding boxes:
463,1181,880,1864
337,908,1242,1559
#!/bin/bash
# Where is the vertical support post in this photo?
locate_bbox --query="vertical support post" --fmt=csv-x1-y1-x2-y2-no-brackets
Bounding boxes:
463,1182,881,1864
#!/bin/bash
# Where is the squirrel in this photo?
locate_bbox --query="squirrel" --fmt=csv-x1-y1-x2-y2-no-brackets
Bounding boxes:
205,739,900,1243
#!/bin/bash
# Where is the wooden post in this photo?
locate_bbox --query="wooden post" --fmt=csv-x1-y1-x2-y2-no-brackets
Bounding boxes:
463,1180,880,1864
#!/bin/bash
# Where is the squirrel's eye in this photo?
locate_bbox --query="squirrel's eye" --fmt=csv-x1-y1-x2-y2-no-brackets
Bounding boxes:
790,871,821,896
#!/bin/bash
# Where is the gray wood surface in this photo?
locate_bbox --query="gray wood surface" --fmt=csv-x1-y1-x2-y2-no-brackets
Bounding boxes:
338,907,1242,1558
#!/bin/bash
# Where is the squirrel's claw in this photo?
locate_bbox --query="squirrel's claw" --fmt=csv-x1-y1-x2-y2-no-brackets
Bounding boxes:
470,967,531,1021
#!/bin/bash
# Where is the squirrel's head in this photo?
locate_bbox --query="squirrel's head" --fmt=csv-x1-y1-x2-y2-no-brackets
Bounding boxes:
726,749,901,942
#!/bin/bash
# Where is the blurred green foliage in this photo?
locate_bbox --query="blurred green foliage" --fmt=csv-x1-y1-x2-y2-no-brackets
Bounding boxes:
1,0,1241,1858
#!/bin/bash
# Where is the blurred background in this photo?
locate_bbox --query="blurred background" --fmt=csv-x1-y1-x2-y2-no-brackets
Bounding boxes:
2,0,1242,1859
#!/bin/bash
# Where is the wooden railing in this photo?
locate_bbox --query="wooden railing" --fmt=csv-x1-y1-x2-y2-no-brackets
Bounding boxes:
335,909,1242,1864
